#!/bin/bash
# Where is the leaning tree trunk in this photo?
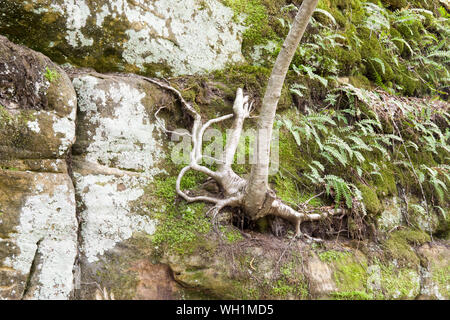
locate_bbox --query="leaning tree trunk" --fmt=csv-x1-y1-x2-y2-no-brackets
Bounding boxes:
142,0,341,238
243,0,319,218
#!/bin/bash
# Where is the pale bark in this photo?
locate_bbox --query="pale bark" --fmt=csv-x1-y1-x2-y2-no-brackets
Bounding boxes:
245,0,319,217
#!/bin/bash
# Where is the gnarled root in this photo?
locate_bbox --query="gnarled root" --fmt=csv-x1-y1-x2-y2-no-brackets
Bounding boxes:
144,76,343,238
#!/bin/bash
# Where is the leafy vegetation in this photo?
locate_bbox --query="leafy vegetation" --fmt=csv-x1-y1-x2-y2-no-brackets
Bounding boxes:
44,67,59,83
221,0,449,97
277,82,449,235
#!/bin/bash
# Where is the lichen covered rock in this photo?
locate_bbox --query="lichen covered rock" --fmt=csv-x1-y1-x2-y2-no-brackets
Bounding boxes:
0,0,245,76
0,36,78,300
69,72,172,299
0,35,76,160
0,171,77,300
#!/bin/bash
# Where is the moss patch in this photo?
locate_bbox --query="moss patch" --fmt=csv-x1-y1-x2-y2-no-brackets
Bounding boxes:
383,229,431,267
379,263,421,299
358,184,382,215
44,67,60,83
333,252,368,294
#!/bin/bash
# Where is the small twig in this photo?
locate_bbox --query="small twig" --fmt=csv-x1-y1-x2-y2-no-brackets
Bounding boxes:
249,257,256,271
303,191,325,205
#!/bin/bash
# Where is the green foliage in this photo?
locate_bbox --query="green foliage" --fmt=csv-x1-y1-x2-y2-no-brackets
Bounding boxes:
243,0,449,96
44,67,60,83
324,175,355,209
279,82,449,226
149,175,212,255
318,250,349,262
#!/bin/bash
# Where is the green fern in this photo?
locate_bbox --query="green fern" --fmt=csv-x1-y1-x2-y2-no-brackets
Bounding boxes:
324,175,353,209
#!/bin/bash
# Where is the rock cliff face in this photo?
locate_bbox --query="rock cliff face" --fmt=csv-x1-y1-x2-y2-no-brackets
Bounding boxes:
1,0,449,300
0,0,245,76
0,35,448,300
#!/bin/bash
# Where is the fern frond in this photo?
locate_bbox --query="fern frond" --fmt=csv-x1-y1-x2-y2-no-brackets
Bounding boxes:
322,145,348,166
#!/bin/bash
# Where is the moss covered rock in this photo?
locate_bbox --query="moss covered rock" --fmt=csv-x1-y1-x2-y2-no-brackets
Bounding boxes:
0,35,76,160
0,0,245,76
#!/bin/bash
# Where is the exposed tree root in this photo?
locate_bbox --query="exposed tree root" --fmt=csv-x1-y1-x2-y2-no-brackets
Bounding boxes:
142,76,343,237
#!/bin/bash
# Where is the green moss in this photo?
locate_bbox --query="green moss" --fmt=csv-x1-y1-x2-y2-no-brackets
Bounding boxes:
276,129,302,174
148,172,213,256
349,75,373,89
358,184,382,215
318,250,349,263
333,253,369,294
44,67,60,83
212,64,271,99
331,290,372,300
220,0,288,56
151,201,211,255
273,175,300,204
383,229,430,267
373,164,397,197
221,0,270,45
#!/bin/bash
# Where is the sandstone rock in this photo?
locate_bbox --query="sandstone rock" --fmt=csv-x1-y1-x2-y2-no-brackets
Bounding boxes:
0,36,78,300
0,170,77,300
417,242,449,299
0,35,76,160
131,261,180,300
70,72,173,299
0,0,245,76
304,252,336,297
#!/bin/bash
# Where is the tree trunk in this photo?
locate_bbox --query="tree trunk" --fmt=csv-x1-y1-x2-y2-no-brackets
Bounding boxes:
244,0,319,217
